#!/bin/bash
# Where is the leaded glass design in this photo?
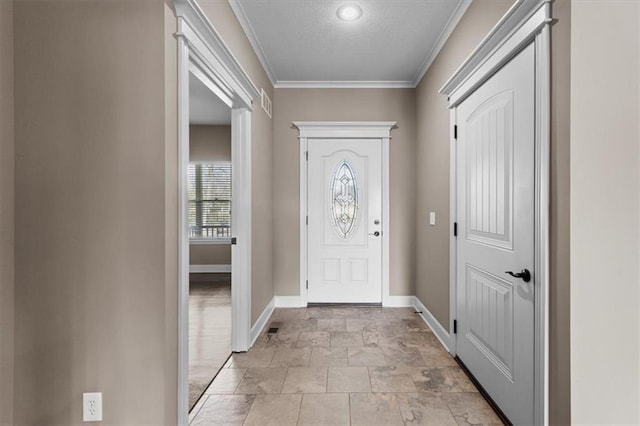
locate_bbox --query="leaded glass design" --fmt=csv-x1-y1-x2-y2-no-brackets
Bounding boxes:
330,160,359,239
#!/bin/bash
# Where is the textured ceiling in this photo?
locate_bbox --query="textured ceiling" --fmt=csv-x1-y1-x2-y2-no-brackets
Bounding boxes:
231,0,469,86
189,72,232,125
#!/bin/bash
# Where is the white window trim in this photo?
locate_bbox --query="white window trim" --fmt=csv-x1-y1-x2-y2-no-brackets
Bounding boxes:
189,238,232,245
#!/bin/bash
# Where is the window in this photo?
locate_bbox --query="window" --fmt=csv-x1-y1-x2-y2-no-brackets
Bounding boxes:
189,162,231,239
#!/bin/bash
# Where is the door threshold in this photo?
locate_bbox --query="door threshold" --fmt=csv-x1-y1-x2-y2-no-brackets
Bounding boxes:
454,356,513,426
307,303,382,307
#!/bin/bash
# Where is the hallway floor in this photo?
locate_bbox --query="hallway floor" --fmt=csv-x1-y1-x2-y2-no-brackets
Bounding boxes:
189,306,503,425
189,276,232,409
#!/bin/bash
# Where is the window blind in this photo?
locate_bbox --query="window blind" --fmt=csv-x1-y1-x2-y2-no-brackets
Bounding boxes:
188,162,231,238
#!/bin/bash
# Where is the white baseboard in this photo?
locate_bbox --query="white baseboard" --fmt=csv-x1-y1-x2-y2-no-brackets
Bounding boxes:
250,297,275,346
273,295,415,308
189,264,232,274
274,296,305,308
413,296,451,352
383,295,416,307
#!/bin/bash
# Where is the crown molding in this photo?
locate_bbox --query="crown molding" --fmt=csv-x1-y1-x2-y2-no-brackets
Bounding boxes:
274,81,415,89
412,0,472,87
228,0,277,86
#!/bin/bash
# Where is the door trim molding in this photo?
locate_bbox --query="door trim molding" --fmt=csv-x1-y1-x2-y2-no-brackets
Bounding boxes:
293,122,396,307
174,1,260,423
440,2,552,425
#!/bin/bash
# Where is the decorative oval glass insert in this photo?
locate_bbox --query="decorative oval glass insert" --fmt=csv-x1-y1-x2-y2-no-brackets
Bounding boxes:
330,160,359,239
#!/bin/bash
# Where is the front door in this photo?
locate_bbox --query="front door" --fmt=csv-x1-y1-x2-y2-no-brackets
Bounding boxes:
307,138,382,303
455,43,535,425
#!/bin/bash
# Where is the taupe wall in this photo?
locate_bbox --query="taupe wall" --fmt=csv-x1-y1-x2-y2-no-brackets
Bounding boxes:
190,124,231,162
414,0,513,331
189,125,232,266
13,2,178,424
272,88,417,297
0,0,14,424
570,1,640,423
190,246,231,265
198,1,274,324
414,1,571,424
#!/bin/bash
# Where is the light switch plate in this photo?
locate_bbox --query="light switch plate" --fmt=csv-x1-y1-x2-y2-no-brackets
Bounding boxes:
83,392,103,422
429,212,436,226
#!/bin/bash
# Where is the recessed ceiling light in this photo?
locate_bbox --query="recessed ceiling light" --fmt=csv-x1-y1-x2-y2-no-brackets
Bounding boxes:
337,4,362,22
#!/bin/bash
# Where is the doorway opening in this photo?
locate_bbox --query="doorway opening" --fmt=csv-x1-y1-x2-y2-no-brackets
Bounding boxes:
187,71,233,410
175,2,260,423
294,122,396,306
440,2,551,424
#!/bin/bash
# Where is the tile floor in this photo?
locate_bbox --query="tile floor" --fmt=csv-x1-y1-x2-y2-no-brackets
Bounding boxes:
189,306,503,425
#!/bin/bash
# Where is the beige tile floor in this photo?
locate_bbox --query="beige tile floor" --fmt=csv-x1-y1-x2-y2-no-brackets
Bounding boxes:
189,306,503,426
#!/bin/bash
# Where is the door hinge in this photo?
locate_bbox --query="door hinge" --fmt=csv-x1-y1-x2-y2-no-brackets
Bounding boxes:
453,222,457,237
306,280,308,290
231,237,237,245
453,319,457,334
305,151,308,161
306,216,308,225
453,125,458,140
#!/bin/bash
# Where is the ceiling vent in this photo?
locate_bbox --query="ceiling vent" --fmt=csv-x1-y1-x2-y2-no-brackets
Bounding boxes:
261,88,272,119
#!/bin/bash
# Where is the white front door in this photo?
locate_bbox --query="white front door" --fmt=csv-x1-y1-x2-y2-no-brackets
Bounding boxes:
307,138,382,303
455,43,535,425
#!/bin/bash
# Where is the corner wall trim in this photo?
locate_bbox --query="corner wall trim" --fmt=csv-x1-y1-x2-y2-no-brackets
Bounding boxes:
274,296,305,308
250,297,275,346
227,0,277,86
412,0,472,86
189,264,232,274
413,296,451,352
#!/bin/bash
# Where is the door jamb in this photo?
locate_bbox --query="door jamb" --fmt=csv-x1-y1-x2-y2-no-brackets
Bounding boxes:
440,1,552,425
293,122,396,306
174,1,259,424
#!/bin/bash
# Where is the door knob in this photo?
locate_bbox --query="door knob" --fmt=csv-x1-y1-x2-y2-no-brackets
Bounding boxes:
369,231,380,237
505,269,531,283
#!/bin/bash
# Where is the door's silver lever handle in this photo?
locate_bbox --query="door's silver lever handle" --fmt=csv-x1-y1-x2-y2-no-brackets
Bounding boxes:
369,231,380,237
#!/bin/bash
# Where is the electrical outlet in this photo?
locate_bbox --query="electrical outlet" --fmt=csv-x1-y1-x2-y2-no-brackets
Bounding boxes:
83,392,102,422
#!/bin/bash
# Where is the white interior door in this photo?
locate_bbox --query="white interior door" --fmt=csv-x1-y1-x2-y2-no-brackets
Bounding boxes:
456,43,535,425
307,138,382,303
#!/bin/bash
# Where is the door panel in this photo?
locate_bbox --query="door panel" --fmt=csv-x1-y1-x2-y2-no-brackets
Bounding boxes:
465,91,513,250
465,265,514,380
456,43,535,425
307,139,382,303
